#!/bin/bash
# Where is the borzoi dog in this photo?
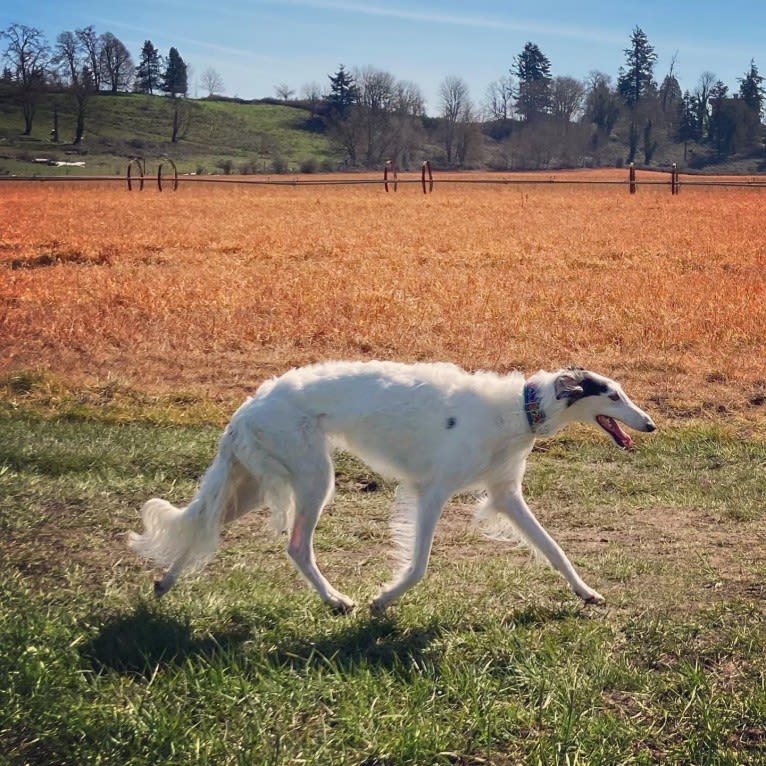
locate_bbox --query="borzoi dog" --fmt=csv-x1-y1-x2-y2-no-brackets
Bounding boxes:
129,361,655,612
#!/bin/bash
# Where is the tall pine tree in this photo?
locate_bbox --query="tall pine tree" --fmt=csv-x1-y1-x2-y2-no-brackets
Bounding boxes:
135,40,162,94
738,60,764,117
326,64,358,116
162,47,187,97
513,42,552,122
617,27,657,107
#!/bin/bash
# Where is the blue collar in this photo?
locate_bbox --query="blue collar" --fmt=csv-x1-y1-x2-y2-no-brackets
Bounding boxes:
523,382,546,432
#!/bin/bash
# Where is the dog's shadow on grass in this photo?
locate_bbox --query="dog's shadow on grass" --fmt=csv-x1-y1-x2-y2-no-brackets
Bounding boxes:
272,614,444,674
81,601,249,676
81,601,445,677
82,599,586,679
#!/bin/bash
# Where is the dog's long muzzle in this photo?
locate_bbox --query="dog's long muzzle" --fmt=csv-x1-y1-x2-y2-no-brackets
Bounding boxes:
598,407,655,450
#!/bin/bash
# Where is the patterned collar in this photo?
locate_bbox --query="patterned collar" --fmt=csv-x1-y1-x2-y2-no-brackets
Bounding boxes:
523,382,546,432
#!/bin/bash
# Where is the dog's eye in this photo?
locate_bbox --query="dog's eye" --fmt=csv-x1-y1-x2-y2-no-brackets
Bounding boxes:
608,392,620,401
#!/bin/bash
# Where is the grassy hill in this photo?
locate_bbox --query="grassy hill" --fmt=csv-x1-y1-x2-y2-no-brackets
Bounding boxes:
2,90,764,177
0,92,337,177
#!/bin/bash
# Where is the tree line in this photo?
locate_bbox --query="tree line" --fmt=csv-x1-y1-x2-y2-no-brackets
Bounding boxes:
0,23,196,143
322,28,764,170
2,22,765,169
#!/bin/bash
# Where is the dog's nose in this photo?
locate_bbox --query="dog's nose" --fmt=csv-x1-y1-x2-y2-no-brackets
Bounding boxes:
645,421,656,432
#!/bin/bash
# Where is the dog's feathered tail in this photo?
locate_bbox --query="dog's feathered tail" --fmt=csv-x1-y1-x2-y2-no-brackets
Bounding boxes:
129,425,288,594
129,449,235,585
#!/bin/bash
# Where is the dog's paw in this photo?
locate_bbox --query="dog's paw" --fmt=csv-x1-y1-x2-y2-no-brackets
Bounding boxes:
581,590,606,606
370,597,390,617
328,598,356,616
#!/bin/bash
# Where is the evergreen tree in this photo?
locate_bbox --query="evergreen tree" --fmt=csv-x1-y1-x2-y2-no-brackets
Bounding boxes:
659,72,682,115
326,64,358,116
738,59,764,117
162,47,187,97
678,90,702,146
708,80,731,157
513,42,552,121
135,40,162,95
617,27,657,107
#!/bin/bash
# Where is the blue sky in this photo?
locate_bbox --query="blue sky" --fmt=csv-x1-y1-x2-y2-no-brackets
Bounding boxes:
2,1,764,114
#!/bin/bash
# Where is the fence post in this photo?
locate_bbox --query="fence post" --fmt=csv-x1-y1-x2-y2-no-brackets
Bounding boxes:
421,160,433,194
629,162,636,194
671,163,680,195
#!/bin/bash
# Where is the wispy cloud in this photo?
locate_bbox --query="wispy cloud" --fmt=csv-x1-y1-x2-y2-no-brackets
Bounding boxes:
92,15,280,64
255,0,626,45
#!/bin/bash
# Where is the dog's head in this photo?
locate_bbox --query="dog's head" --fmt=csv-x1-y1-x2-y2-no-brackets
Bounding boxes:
553,367,656,449
546,367,656,449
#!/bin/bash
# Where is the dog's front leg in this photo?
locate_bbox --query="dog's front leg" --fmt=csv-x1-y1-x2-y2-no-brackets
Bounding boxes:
495,492,605,605
371,488,448,614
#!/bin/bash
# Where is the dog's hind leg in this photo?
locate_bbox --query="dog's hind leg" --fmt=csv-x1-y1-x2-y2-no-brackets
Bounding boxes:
285,446,356,613
371,486,448,614
490,490,605,605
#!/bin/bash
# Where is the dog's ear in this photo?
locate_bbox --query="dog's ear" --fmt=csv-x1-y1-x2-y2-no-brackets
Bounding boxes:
554,370,585,401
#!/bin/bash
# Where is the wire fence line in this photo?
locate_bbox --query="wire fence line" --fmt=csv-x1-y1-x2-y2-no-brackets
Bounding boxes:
2,159,766,193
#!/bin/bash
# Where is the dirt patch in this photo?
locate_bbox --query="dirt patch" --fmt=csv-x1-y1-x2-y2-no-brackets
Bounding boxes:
3,474,763,618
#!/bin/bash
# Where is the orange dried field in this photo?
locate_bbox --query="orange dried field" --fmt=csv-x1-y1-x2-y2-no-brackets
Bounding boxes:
1,172,765,419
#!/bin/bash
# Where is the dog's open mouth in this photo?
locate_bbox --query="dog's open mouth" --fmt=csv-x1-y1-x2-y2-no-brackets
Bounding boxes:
596,415,634,450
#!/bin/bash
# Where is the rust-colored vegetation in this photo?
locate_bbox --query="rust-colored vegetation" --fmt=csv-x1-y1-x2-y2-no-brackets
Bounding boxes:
1,173,765,416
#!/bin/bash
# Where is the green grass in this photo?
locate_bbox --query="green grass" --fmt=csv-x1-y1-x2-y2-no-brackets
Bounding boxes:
1,407,765,765
0,92,335,177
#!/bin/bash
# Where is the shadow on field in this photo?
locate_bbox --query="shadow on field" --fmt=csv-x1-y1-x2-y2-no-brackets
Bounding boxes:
82,600,582,679
81,602,254,676
81,602,443,677
271,616,445,674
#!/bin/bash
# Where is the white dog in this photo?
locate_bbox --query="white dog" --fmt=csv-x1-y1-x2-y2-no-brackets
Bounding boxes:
129,361,655,612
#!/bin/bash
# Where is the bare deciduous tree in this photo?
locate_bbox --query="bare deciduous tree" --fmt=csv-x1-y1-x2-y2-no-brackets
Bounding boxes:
438,75,471,165
99,32,133,92
53,30,81,85
301,81,323,115
53,29,93,143
1,23,50,134
324,66,423,168
275,83,294,101
201,67,224,97
550,75,586,124
75,26,101,90
694,70,717,135
484,74,514,121
388,79,425,168
355,66,397,167
584,71,621,146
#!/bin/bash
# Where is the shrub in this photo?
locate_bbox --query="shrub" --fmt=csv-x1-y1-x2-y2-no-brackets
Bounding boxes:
271,155,289,174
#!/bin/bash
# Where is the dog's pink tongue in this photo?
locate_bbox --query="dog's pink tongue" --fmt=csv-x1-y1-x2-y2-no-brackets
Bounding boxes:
597,415,634,450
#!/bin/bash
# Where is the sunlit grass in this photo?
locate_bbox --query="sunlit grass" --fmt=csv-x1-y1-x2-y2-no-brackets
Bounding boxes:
1,412,765,764
2,178,766,764
2,178,765,414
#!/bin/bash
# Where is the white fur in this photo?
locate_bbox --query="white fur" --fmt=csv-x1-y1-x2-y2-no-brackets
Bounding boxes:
129,360,656,612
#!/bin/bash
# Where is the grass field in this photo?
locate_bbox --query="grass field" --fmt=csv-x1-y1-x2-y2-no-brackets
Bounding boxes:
1,174,765,764
0,93,334,176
